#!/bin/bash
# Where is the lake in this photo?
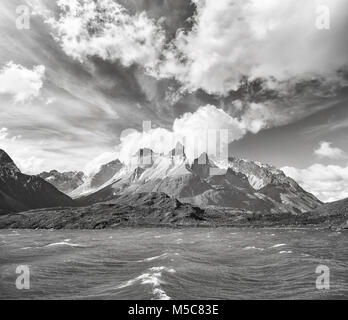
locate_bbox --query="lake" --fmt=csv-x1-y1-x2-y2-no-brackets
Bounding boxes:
0,228,347,299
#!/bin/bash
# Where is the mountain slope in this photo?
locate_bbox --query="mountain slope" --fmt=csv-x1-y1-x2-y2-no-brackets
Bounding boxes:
70,159,123,198
0,149,74,215
227,156,322,213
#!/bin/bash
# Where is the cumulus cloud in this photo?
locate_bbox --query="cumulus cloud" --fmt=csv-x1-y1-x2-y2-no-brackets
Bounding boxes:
282,164,348,202
157,0,348,94
110,104,272,165
0,62,45,102
0,128,9,140
84,104,254,171
14,156,46,174
46,0,166,70
314,141,346,159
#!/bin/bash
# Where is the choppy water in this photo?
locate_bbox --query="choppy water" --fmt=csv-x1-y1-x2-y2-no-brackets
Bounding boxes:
0,228,347,300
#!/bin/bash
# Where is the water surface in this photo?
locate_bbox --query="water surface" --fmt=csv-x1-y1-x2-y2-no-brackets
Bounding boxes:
0,228,347,299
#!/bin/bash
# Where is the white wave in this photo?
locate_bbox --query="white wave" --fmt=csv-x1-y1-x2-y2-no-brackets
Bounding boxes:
243,246,264,251
149,266,176,273
271,244,286,248
116,266,175,300
45,241,82,247
116,274,149,289
279,251,292,254
141,253,168,262
152,288,171,300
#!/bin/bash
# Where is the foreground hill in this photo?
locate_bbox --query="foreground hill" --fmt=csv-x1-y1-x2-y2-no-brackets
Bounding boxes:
0,192,345,230
0,149,74,215
309,197,348,218
0,193,205,229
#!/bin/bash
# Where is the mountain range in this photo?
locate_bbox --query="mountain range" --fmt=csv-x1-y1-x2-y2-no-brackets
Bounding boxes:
0,146,347,229
69,143,322,215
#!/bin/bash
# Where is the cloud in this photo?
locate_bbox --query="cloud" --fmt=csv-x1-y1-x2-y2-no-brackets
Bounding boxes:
46,0,166,70
156,0,348,95
237,102,291,133
0,61,45,102
84,104,251,170
314,141,346,159
14,156,46,174
282,164,348,202
38,0,348,97
111,101,329,166
83,151,118,176
0,128,9,140
111,104,272,164
0,128,21,141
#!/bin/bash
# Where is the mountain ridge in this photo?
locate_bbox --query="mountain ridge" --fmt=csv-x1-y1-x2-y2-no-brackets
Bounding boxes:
0,149,74,215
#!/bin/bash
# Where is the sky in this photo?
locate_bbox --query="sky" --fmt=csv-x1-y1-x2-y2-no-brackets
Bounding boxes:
0,0,348,202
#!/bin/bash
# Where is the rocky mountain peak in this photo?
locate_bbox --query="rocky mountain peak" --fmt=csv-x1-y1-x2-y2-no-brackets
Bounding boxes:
191,152,217,178
0,149,74,215
168,142,186,159
228,156,287,190
0,149,20,174
0,149,15,165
